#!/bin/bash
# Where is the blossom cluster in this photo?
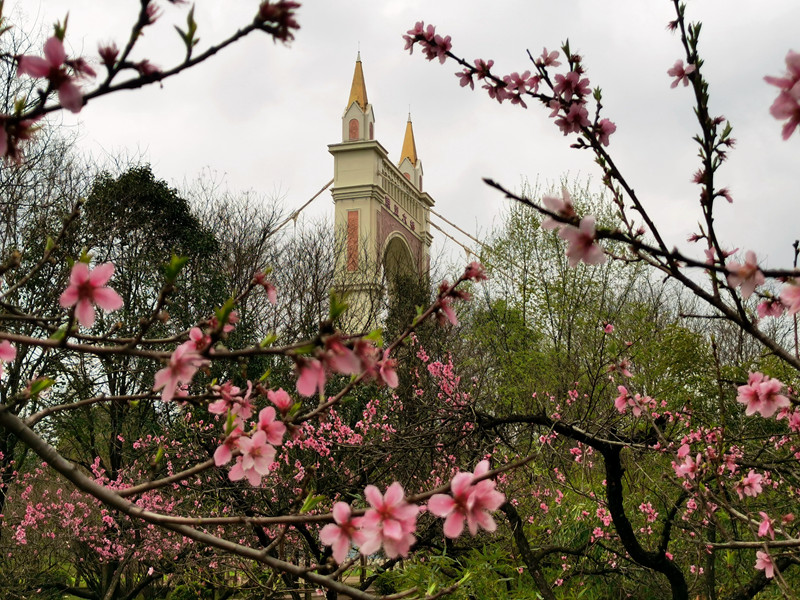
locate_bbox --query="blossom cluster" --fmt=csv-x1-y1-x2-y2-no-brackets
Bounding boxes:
294,335,398,397
736,372,790,418
320,462,505,563
403,22,618,146
540,187,606,267
435,261,488,326
765,50,800,140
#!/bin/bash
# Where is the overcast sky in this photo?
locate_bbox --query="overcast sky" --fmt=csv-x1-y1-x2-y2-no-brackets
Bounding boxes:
9,1,800,270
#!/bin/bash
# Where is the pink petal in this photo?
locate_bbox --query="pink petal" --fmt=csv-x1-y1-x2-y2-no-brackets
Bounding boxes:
245,467,262,486
451,472,474,497
443,513,466,538
427,494,455,517
58,80,84,113
382,519,403,541
43,37,66,67
358,530,381,556
75,298,96,327
364,485,383,509
319,523,342,547
70,262,90,285
17,56,51,78
213,444,232,466
384,482,405,506
332,502,352,524
89,262,115,286
0,341,16,363
92,287,123,311
331,533,351,563
228,459,245,481
59,286,79,308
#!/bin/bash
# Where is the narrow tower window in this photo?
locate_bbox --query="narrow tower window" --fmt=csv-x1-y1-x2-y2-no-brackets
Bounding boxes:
348,119,359,141
347,210,359,271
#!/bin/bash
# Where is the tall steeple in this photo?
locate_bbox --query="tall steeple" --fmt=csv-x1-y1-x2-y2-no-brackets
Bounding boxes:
399,114,417,166
398,114,423,191
342,52,375,142
348,51,369,110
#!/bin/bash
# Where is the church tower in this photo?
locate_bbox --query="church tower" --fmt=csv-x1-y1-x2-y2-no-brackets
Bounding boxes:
329,55,434,331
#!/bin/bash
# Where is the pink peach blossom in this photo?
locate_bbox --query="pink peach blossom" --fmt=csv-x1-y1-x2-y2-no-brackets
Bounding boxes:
323,336,361,375
319,502,367,563
597,118,617,146
59,262,123,327
673,453,701,479
268,388,293,414
667,59,696,88
737,372,790,418
17,37,92,113
780,282,800,314
757,299,784,319
257,406,286,446
464,261,488,282
541,187,577,230
378,351,399,388
428,460,505,538
755,550,774,578
296,357,326,397
758,512,775,540
559,217,606,267
736,470,763,499
253,272,278,305
0,340,16,378
359,482,419,558
553,71,590,102
765,50,800,140
726,251,765,299
153,342,207,403
537,48,561,68
228,430,276,487
554,102,590,135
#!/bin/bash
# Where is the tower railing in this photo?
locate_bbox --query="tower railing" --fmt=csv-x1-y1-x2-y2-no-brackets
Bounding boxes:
378,158,423,224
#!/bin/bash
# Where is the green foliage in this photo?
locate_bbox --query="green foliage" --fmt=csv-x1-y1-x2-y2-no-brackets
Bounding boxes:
381,546,541,600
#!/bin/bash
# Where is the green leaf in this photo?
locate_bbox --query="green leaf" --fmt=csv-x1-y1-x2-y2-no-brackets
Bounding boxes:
224,410,236,435
162,254,189,283
53,13,68,41
214,297,236,329
299,492,326,514
30,377,55,397
44,236,55,255
364,328,383,347
153,445,165,466
258,369,272,382
293,343,316,356
260,332,278,348
329,290,349,321
49,325,68,342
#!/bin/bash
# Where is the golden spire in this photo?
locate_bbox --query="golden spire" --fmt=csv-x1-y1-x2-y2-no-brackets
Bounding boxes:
347,52,369,110
400,114,418,166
